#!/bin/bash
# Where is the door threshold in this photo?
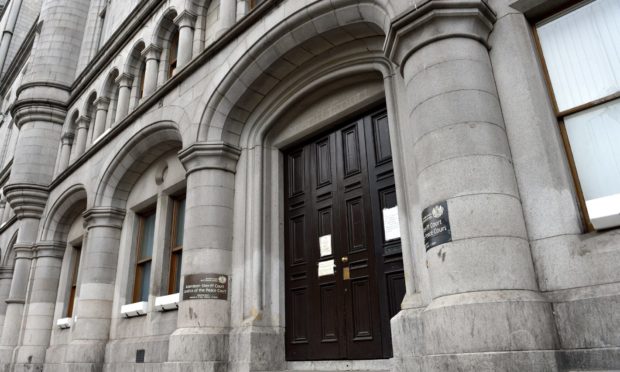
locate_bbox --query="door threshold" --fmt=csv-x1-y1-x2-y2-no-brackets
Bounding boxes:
286,359,391,371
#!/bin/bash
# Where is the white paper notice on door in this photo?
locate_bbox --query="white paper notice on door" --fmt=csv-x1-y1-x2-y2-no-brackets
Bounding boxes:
382,206,401,241
319,234,332,257
318,260,335,277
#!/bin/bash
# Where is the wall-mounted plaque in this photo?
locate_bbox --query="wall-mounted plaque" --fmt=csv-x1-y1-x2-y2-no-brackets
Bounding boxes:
422,201,452,251
182,273,229,300
319,234,332,257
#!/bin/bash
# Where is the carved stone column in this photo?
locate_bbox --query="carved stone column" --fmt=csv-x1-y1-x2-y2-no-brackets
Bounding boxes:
141,44,162,97
57,132,74,173
0,184,48,367
113,73,134,123
72,115,90,159
166,142,240,370
0,267,13,342
12,242,65,370
174,11,197,70
60,207,125,369
92,97,110,141
384,1,558,370
217,0,237,36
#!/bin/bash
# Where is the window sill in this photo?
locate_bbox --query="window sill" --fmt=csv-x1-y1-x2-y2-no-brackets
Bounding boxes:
587,194,620,230
120,301,148,318
57,317,74,329
154,293,179,312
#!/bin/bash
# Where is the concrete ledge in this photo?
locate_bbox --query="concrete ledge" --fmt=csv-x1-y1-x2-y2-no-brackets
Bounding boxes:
421,350,559,371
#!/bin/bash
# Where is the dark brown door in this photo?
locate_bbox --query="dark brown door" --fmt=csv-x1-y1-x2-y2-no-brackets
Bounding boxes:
284,106,406,361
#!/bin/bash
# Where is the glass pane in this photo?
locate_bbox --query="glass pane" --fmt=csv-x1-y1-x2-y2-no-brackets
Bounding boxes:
139,212,156,259
175,198,185,247
565,98,620,202
139,261,151,302
537,0,620,111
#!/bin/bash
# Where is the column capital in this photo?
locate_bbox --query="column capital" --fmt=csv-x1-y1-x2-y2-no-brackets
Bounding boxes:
13,244,34,260
3,184,49,219
141,44,163,60
94,96,110,110
61,131,75,144
384,0,496,69
174,10,198,29
76,115,91,129
34,241,66,259
178,142,241,174
83,207,126,229
115,73,135,88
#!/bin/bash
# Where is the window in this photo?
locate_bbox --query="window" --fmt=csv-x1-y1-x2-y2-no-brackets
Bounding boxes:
66,245,81,317
168,196,185,294
138,59,146,99
535,0,620,230
248,0,265,10
167,28,179,79
133,210,155,302
95,6,107,51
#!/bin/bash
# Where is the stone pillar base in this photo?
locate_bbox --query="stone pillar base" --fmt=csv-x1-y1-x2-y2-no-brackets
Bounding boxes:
167,328,228,366
43,362,101,372
0,346,14,367
228,325,285,372
421,350,559,371
422,290,557,356
162,361,227,372
390,308,424,372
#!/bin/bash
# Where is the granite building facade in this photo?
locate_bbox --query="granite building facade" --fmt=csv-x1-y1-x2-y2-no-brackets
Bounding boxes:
0,0,616,371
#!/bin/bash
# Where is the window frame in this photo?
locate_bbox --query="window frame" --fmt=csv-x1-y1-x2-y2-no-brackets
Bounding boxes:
167,195,185,294
532,0,620,231
65,244,81,318
167,28,179,79
132,208,156,303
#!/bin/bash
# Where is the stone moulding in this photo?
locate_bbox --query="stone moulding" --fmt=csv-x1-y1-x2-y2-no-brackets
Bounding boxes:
384,0,496,71
178,142,242,174
3,183,49,219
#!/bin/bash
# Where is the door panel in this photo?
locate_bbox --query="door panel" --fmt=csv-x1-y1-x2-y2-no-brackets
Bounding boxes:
285,106,405,361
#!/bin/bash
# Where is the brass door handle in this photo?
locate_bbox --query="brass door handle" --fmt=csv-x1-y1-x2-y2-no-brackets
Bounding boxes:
341,256,348,263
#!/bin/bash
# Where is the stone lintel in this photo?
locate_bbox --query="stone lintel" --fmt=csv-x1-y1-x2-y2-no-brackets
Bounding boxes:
114,73,135,87
94,96,111,109
384,0,496,70
141,44,163,60
3,184,49,220
82,207,126,229
178,142,241,175
174,10,198,29
11,99,67,129
61,131,75,143
76,115,91,128
13,244,35,260
33,241,66,259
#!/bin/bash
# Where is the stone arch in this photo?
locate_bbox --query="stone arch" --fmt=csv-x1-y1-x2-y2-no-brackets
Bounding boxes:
1,231,17,268
123,40,146,76
152,8,179,47
152,8,180,81
197,0,393,145
101,68,120,98
40,184,88,242
65,109,80,135
94,121,183,209
101,68,120,127
124,40,146,105
82,91,97,118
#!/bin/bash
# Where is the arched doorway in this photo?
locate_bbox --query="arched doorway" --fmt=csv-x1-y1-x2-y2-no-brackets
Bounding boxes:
283,104,405,360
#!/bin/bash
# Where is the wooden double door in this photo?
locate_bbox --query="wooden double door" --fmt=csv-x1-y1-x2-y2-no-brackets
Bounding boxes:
284,106,406,361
